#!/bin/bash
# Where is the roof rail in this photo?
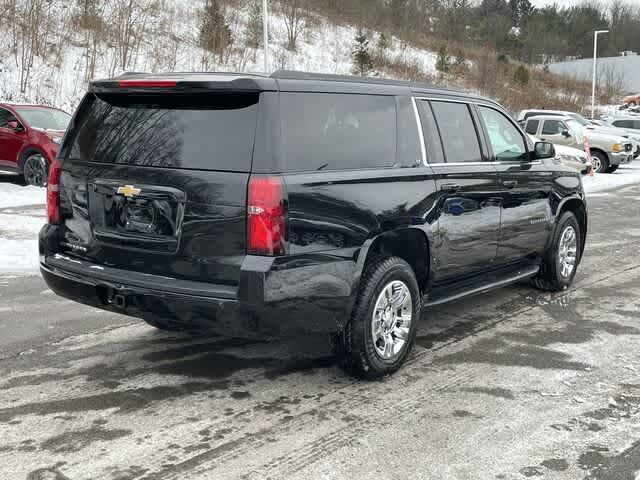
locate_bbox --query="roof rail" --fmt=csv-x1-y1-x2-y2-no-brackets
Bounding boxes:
270,69,460,92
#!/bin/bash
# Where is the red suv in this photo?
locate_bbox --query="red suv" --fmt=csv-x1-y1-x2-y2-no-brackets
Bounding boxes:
0,103,71,186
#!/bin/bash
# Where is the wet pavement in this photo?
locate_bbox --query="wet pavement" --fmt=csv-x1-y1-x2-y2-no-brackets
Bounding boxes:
1,185,639,479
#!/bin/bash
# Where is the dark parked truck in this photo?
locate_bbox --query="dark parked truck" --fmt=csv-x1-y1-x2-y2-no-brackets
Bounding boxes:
40,71,588,378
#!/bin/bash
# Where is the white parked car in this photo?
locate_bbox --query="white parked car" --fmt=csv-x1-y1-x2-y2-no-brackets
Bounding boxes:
527,134,591,174
518,108,640,158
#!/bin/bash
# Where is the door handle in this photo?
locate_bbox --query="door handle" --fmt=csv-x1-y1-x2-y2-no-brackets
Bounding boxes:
503,180,518,189
440,183,461,192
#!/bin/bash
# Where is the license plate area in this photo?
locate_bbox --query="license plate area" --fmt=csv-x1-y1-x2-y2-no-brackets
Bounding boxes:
88,180,186,253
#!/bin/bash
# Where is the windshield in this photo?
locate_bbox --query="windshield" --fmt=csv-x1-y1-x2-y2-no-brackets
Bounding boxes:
14,106,71,130
565,119,585,142
568,113,589,126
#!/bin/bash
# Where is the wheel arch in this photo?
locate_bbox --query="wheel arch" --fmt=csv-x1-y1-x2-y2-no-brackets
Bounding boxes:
354,228,431,294
589,147,609,161
557,197,587,259
18,147,48,174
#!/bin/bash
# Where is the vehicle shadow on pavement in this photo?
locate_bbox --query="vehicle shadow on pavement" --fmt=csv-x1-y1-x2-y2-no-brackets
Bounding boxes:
0,172,26,186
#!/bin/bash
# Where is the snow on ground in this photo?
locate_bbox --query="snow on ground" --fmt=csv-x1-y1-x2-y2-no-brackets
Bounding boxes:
1,163,640,276
0,179,46,274
582,163,640,194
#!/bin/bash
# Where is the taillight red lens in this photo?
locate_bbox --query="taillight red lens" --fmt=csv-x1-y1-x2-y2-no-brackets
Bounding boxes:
46,160,62,224
118,79,178,88
247,176,287,256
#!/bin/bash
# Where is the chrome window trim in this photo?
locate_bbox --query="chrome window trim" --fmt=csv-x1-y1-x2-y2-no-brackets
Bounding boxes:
411,97,427,166
412,96,542,166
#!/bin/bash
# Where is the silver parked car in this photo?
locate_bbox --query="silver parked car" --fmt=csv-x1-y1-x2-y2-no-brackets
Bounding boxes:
603,117,640,158
523,115,633,173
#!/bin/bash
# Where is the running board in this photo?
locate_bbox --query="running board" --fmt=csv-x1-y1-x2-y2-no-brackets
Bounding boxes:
424,266,540,307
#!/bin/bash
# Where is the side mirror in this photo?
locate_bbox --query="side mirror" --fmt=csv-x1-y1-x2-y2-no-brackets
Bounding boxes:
534,141,555,160
7,121,23,131
561,129,572,138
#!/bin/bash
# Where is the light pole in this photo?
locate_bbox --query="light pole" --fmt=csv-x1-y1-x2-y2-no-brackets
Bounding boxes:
262,0,269,73
591,29,609,119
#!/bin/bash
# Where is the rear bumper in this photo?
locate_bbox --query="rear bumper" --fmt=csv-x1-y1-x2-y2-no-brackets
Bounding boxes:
40,229,356,337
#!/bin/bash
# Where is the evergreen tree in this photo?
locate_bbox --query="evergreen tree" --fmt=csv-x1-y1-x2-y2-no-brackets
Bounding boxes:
436,46,451,73
377,33,389,55
199,0,233,62
513,64,530,85
509,0,534,27
352,28,373,76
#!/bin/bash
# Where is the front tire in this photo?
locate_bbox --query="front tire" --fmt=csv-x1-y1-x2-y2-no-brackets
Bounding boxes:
336,256,421,379
23,153,48,187
591,151,608,174
531,211,581,292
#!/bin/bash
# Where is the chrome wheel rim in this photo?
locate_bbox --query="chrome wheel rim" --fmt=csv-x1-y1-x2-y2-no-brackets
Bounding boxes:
591,155,602,173
25,155,47,187
371,280,412,360
558,225,577,278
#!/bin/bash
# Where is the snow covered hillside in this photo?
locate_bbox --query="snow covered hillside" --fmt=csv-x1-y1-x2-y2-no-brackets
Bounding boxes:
0,0,437,113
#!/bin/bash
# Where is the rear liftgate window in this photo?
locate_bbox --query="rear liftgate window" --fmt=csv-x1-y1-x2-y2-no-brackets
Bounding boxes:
68,93,259,172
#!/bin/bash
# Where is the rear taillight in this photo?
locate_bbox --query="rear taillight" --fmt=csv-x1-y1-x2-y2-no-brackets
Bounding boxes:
247,176,287,256
46,160,62,224
118,79,178,88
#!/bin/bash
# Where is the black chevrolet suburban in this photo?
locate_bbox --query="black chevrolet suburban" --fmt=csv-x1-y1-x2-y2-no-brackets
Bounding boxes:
40,71,587,378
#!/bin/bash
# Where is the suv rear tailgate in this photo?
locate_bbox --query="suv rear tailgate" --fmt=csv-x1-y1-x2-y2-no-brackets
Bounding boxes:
56,91,259,287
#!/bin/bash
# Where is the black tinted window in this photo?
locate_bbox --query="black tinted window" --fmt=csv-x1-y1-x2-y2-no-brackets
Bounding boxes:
417,100,445,164
430,101,481,163
280,93,396,171
0,108,13,128
396,96,422,167
613,119,634,129
525,119,539,134
68,93,259,171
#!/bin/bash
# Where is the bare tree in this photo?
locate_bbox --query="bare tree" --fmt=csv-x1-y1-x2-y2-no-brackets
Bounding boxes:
11,0,50,93
599,63,625,102
279,0,307,51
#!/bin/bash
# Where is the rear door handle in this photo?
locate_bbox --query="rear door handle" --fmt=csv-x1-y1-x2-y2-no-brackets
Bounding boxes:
503,180,518,189
440,183,461,192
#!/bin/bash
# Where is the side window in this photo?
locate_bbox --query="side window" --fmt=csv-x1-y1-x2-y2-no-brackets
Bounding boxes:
416,100,445,164
525,119,539,135
430,101,482,163
396,96,423,167
478,106,527,162
280,92,396,172
0,108,12,128
635,120,640,130
613,120,632,129
541,120,565,135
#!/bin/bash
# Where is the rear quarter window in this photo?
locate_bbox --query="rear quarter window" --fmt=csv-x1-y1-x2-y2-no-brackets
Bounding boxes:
280,92,396,172
67,93,259,172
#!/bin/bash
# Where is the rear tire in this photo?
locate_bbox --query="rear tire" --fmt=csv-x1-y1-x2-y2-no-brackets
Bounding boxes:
336,256,420,379
591,151,608,174
606,164,619,173
531,211,581,292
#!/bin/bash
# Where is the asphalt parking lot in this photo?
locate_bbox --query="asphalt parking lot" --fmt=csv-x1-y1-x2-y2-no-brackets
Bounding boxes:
1,184,639,480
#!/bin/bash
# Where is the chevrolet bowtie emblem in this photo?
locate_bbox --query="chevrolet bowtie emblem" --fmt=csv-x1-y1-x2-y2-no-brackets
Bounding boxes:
116,185,141,198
